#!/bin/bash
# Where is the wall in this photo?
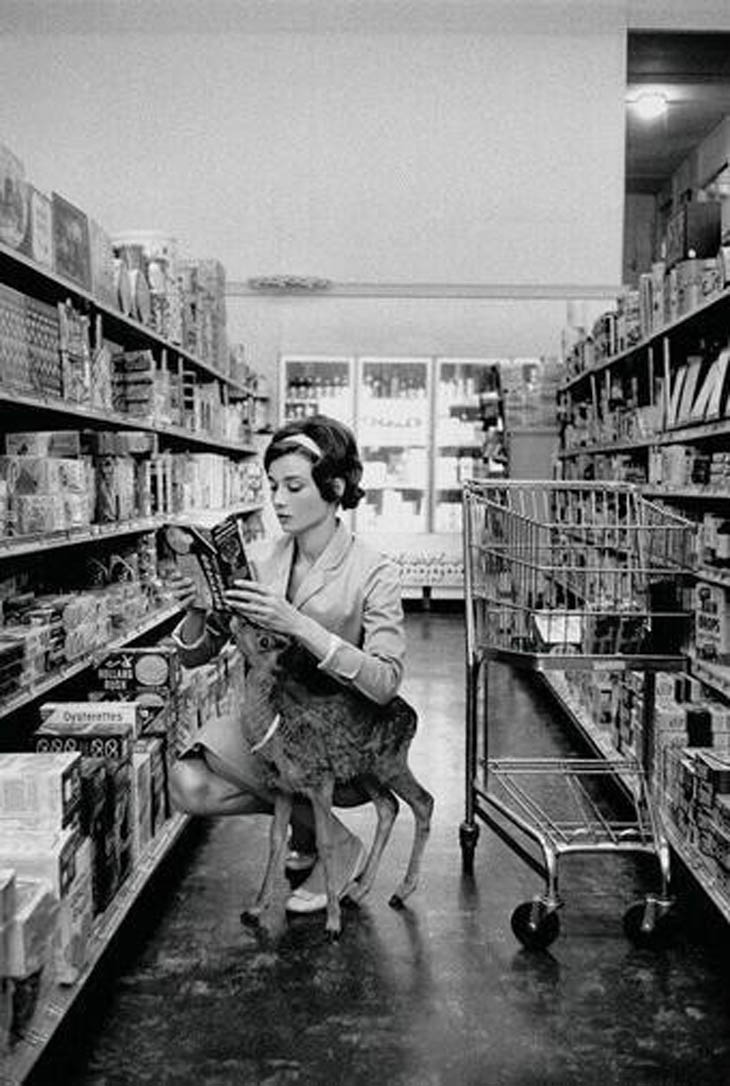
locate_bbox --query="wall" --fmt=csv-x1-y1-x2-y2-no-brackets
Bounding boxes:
0,5,628,406
623,194,657,284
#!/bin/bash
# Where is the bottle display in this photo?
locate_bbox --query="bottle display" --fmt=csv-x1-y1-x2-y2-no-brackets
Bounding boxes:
357,358,430,534
281,357,354,425
434,359,507,533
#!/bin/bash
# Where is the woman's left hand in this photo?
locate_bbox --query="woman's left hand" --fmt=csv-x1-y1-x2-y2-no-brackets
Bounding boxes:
224,580,299,635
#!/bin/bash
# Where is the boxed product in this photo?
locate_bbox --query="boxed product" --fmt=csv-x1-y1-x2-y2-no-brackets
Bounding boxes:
19,186,53,268
3,430,82,458
0,143,28,250
694,583,730,664
134,736,168,837
0,869,16,927
0,752,82,830
5,879,59,979
25,297,62,396
0,282,30,391
51,193,91,290
130,749,153,863
32,718,134,763
79,759,114,915
93,646,181,698
40,700,144,734
54,836,93,985
0,826,79,900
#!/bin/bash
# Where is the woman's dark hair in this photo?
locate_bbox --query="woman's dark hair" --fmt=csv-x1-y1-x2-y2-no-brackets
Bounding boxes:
264,415,365,509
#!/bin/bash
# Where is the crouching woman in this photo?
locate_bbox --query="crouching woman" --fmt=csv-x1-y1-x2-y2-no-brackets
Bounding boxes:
167,414,406,913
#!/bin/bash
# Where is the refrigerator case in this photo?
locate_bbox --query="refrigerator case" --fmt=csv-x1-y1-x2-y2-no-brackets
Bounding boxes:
280,356,355,428
433,358,508,534
356,357,431,535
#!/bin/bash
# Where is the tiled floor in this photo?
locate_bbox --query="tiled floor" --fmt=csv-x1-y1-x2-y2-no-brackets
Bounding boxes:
31,611,730,1085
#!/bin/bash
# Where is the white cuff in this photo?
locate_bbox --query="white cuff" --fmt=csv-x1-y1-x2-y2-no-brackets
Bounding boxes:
317,633,343,671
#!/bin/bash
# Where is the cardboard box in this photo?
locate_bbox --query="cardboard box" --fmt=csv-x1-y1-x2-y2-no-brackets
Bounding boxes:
0,827,79,900
5,879,59,979
51,193,91,290
3,431,82,458
19,186,52,268
0,753,82,830
130,751,153,864
695,583,730,664
94,647,181,697
55,837,93,985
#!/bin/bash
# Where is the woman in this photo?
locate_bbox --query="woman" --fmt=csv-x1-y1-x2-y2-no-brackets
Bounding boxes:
168,414,406,913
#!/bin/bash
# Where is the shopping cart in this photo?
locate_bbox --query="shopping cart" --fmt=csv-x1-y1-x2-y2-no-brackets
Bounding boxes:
459,480,695,950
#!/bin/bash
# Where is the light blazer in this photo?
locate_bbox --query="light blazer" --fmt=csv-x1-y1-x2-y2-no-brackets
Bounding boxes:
173,520,405,705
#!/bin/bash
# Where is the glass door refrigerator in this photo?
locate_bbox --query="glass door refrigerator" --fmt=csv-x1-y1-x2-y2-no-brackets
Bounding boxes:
279,355,355,428
433,358,508,531
355,357,432,536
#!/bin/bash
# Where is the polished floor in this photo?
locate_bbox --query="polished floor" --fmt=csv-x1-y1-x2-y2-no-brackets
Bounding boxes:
32,612,730,1086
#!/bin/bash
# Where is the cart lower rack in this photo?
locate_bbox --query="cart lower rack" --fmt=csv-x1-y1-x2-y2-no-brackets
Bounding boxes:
459,480,695,950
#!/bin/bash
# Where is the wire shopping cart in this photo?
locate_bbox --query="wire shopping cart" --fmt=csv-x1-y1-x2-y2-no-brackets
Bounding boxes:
459,480,695,950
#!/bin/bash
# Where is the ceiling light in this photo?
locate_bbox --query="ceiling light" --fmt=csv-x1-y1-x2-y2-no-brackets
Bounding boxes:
628,91,668,121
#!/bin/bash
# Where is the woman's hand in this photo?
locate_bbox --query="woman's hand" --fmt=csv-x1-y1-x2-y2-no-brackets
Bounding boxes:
224,580,300,636
165,570,200,611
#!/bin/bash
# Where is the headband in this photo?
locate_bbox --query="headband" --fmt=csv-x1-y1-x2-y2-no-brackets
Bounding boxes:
278,434,323,459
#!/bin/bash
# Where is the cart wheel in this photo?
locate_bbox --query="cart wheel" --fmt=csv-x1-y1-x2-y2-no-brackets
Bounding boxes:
511,900,560,951
459,821,479,876
623,898,677,949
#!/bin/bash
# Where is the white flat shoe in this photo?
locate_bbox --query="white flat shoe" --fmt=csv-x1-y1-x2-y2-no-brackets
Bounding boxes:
285,849,317,873
286,841,366,914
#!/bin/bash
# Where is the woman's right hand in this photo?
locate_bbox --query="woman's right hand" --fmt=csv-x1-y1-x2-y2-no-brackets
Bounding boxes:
165,570,200,611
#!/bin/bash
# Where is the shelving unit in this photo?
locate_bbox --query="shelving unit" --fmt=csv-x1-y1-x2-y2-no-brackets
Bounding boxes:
0,603,183,727
541,670,730,928
0,233,263,1076
557,274,730,930
0,812,191,1086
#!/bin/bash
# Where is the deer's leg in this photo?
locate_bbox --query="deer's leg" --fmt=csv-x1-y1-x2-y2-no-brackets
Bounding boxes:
305,779,342,937
346,779,399,906
387,767,434,908
244,790,293,922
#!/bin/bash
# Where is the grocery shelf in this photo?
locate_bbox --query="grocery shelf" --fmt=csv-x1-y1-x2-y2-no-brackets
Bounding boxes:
560,284,730,394
0,603,184,723
695,565,730,590
0,518,161,559
560,437,655,457
0,813,192,1086
662,817,730,926
539,671,637,799
643,485,730,502
0,504,263,562
0,241,248,397
691,657,730,700
544,673,730,926
0,386,255,457
658,417,730,445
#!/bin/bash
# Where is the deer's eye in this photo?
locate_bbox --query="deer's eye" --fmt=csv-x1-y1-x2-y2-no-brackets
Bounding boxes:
259,635,272,650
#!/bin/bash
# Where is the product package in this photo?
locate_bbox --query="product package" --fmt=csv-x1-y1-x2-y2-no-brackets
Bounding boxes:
163,513,251,611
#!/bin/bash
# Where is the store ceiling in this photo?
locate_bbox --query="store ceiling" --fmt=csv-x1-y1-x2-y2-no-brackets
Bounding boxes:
627,31,730,194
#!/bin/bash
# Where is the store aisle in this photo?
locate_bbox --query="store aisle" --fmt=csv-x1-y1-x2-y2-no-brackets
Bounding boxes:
34,612,730,1086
